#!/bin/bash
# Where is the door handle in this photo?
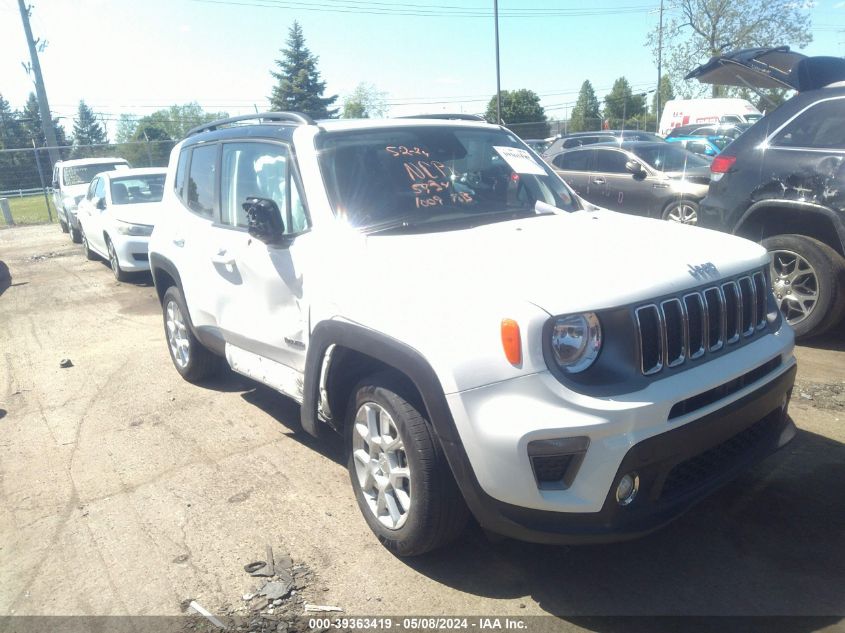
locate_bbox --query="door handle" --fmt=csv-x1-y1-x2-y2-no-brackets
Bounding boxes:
652,183,669,189
211,250,235,266
592,177,606,185
173,237,185,247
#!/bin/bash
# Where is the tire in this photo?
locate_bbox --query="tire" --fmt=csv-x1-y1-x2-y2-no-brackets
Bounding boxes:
662,199,699,225
161,285,220,383
764,234,845,339
69,223,82,243
60,218,69,233
346,374,469,556
105,237,129,282
81,227,97,261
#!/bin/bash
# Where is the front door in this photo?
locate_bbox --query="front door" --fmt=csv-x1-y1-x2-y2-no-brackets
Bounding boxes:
208,141,311,383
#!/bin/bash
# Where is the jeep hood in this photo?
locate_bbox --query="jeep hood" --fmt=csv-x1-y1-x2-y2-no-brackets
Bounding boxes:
357,210,768,315
685,46,845,92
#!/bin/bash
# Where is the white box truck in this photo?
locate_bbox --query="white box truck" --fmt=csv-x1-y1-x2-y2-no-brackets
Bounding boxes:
659,98,763,136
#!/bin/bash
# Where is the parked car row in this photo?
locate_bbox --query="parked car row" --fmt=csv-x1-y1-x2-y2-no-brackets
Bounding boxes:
54,157,167,280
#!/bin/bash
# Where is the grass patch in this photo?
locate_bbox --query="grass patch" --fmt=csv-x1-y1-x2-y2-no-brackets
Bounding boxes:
1,194,57,226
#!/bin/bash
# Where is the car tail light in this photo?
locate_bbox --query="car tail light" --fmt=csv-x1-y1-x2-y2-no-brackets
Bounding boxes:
710,155,737,174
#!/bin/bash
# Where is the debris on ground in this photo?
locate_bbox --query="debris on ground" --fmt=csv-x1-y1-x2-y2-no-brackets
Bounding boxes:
184,546,322,632
189,600,226,629
794,380,845,411
59,358,73,368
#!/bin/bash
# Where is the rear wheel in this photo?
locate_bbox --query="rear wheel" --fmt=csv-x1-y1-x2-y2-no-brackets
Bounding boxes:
161,285,219,382
764,234,845,338
346,374,468,556
81,227,97,261
662,200,699,225
60,217,69,233
69,222,82,243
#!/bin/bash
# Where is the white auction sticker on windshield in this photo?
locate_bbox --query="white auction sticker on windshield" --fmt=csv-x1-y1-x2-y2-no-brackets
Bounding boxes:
493,146,547,175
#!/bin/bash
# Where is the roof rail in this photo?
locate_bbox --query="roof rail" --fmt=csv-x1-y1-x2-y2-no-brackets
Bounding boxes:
398,113,488,122
186,112,316,137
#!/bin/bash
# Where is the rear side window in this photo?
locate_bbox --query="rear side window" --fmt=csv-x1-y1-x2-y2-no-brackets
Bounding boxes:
594,149,629,173
186,144,217,217
174,149,189,200
772,98,845,150
554,150,592,171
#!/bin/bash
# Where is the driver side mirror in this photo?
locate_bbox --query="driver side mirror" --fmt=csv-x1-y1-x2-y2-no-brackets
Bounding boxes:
244,197,287,245
625,160,645,177
95,197,106,211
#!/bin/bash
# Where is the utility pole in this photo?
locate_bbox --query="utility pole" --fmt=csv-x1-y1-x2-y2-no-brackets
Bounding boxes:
17,0,59,166
493,0,502,124
656,0,664,134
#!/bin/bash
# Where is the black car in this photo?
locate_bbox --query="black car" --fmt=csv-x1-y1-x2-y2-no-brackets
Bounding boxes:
690,47,845,337
544,130,664,155
548,141,711,223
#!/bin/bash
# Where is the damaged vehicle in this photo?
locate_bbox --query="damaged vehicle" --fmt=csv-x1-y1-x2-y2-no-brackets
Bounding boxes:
688,47,845,337
149,112,797,556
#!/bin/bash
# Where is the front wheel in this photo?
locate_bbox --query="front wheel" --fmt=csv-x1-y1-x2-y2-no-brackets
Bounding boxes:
662,200,699,225
764,234,845,338
347,375,468,556
106,237,129,282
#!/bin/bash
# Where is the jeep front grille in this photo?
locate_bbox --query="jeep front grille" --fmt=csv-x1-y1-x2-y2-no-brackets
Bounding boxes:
635,270,768,376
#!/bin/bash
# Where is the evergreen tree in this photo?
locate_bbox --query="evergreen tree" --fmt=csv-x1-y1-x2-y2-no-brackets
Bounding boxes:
22,92,67,148
569,80,601,132
603,77,645,127
269,22,338,119
0,94,29,190
72,100,107,148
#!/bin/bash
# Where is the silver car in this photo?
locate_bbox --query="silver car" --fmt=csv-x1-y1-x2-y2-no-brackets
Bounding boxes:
547,141,711,224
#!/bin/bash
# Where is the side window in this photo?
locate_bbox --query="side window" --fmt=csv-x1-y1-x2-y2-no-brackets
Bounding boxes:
772,99,845,149
554,150,591,171
594,150,629,174
174,149,190,200
219,142,309,235
52,166,59,188
94,177,106,199
86,178,98,200
186,144,217,217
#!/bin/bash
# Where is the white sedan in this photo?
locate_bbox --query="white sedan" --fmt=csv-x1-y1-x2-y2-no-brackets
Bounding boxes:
77,168,167,281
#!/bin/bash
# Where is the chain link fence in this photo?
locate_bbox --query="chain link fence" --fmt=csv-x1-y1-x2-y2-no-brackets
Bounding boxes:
0,139,176,226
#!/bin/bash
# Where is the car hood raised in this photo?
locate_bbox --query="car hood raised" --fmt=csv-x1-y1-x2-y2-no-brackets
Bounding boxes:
355,210,768,316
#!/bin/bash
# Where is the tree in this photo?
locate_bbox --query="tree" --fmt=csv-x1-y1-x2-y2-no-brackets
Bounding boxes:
342,83,388,119
72,100,107,152
652,75,675,116
484,89,549,138
115,114,139,143
650,0,812,98
0,94,29,190
21,93,67,149
604,77,646,127
269,21,338,119
569,80,602,132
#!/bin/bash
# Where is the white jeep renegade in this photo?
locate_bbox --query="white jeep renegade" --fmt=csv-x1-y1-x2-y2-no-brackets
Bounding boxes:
149,112,797,556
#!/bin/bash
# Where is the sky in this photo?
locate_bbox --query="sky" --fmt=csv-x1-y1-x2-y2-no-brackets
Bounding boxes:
1,0,844,138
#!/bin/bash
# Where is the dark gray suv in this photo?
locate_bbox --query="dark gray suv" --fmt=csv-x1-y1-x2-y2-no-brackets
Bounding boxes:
548,142,711,223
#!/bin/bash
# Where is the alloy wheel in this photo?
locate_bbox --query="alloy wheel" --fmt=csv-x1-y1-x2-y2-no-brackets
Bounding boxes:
351,402,411,530
770,249,819,326
165,299,190,368
666,203,698,225
108,241,120,279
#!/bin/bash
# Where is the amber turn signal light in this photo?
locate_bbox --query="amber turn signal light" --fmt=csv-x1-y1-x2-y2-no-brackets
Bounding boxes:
501,319,522,365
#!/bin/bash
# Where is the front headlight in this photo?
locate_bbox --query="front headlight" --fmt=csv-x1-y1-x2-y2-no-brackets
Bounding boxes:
115,221,153,237
550,313,602,374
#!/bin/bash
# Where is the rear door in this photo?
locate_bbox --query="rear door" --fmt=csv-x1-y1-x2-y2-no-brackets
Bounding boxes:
551,149,595,199
762,96,845,203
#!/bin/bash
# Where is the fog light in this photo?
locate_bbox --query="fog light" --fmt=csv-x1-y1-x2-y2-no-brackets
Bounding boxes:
615,472,639,506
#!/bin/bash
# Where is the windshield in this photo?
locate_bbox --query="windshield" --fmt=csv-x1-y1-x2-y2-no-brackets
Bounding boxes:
63,162,129,186
317,126,579,231
110,174,166,205
632,144,710,172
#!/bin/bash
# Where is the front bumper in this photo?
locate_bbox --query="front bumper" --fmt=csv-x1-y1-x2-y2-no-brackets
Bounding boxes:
111,234,151,271
442,327,796,544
